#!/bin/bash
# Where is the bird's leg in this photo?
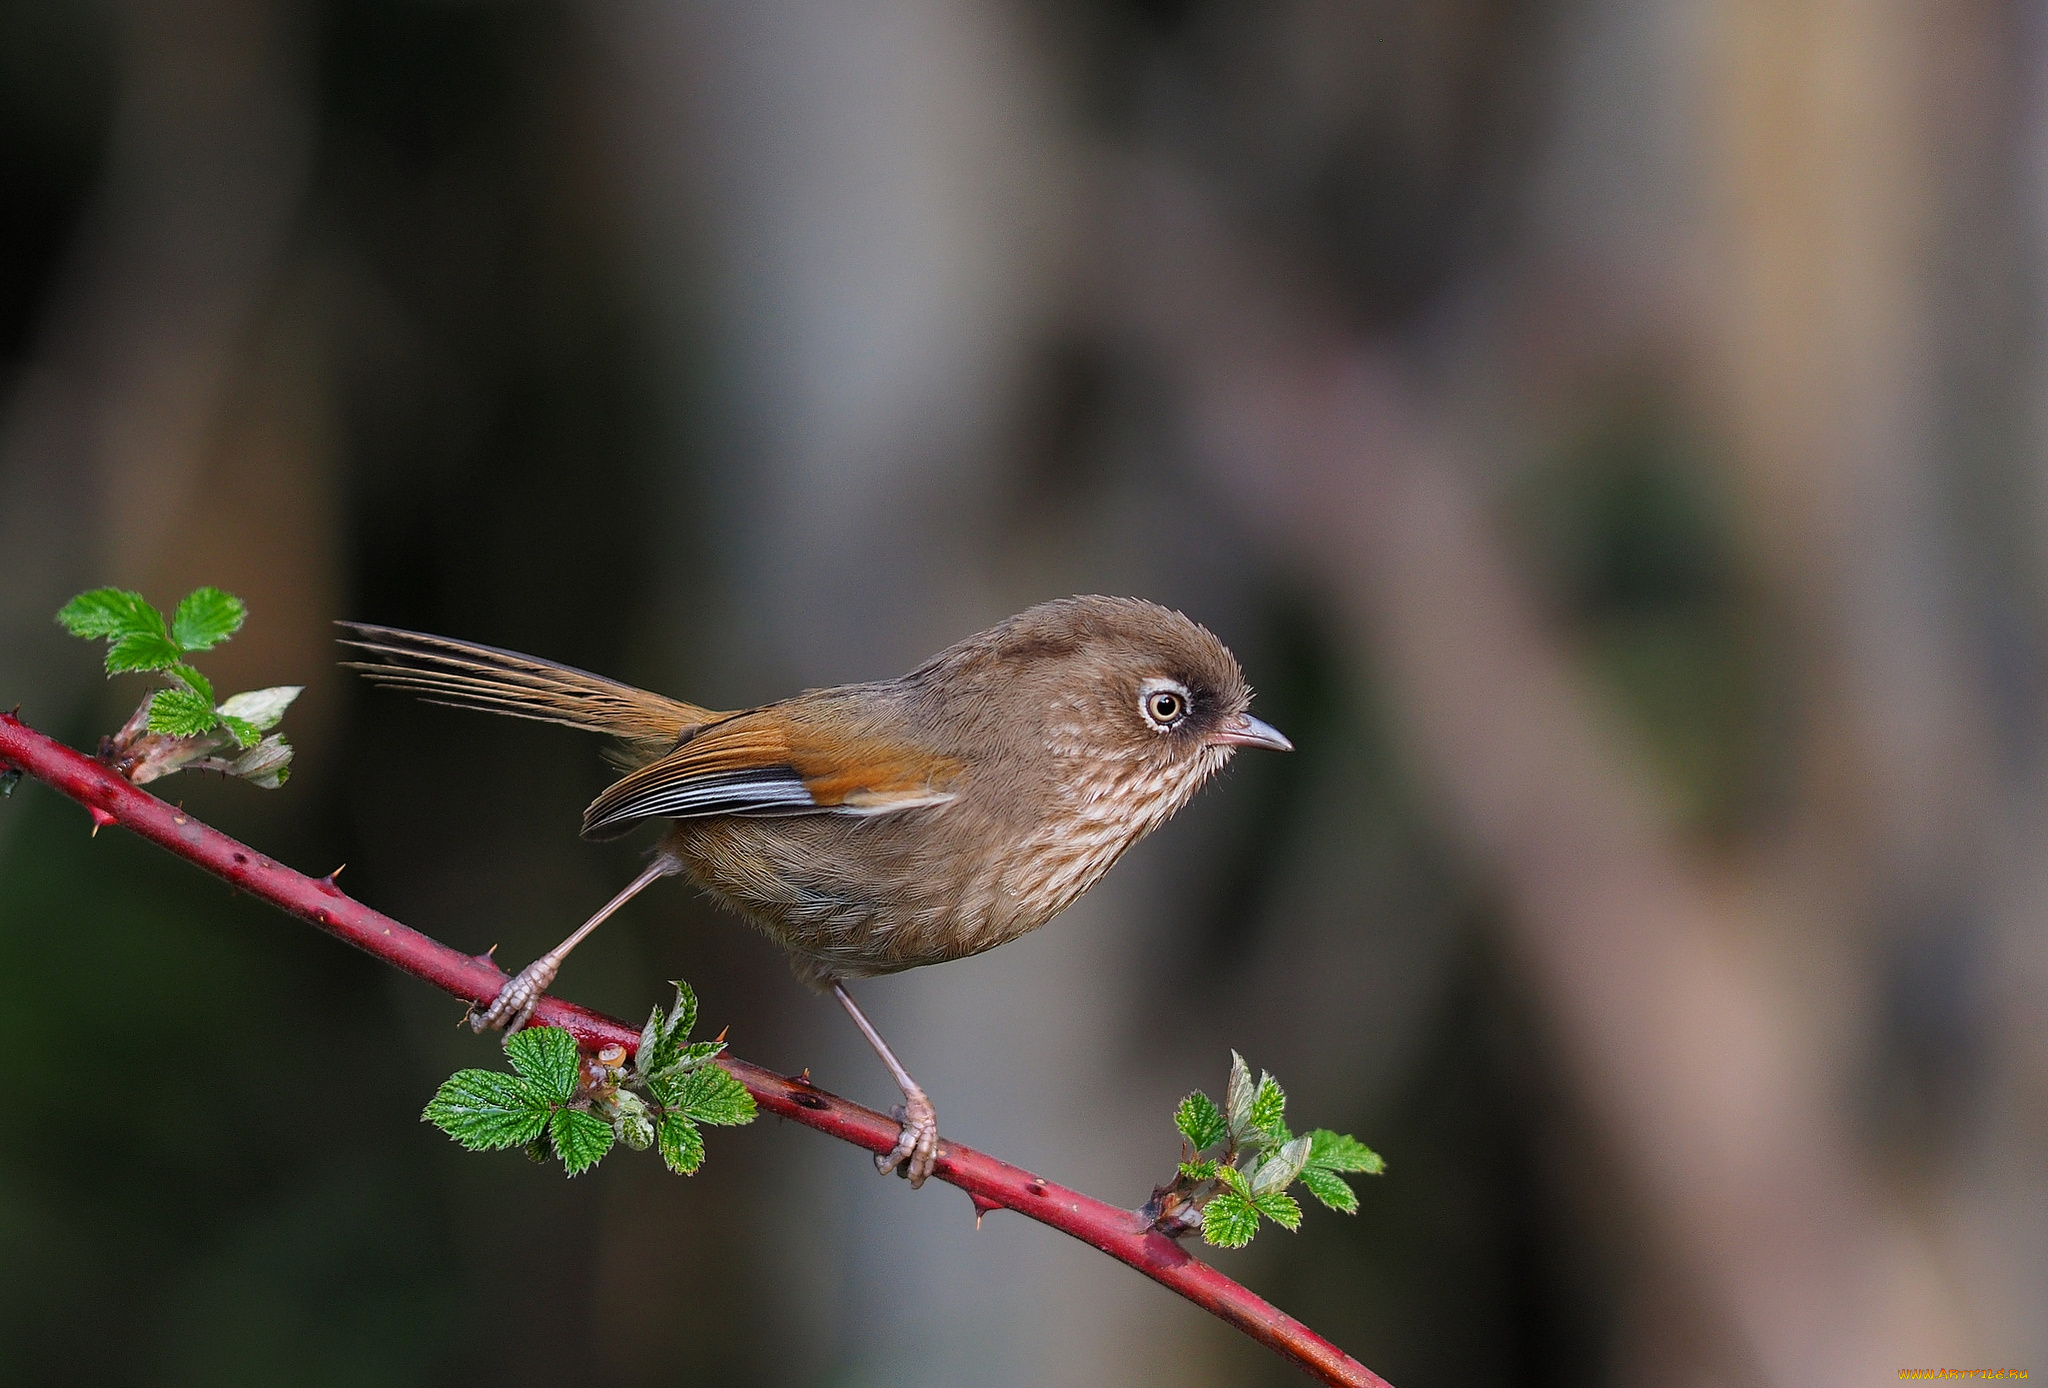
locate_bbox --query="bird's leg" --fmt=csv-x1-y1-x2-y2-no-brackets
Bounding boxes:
832,981,940,1188
472,858,676,1035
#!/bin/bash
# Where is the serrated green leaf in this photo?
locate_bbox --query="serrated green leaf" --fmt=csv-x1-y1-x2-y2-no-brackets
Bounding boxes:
106,630,184,674
665,980,698,1045
676,1063,755,1126
1216,1164,1251,1198
166,662,213,705
1201,1191,1261,1249
1251,1189,1302,1231
504,1027,580,1102
1251,1133,1313,1197
170,586,245,651
647,1067,684,1111
1179,1159,1223,1183
644,1041,727,1097
637,1003,666,1079
147,686,218,738
1306,1129,1384,1174
1175,1091,1227,1151
549,1107,612,1176
423,1069,549,1150
1225,1051,1255,1141
658,1113,705,1174
57,588,160,640
1297,1166,1358,1214
638,981,700,1078
216,714,261,748
643,1039,723,1086
1247,1073,1287,1146
217,685,300,731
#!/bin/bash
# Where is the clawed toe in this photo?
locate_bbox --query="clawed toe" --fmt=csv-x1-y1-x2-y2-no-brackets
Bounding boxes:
469,960,555,1035
874,1090,940,1187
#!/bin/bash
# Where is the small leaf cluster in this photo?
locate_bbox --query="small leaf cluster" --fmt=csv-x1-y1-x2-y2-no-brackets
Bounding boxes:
1167,1052,1384,1250
423,982,755,1178
56,586,298,787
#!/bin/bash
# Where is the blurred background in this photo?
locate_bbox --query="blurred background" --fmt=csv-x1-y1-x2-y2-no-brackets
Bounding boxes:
0,1,2040,1384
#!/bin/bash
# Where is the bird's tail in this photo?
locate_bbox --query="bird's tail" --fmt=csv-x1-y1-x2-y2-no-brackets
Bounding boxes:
338,622,723,756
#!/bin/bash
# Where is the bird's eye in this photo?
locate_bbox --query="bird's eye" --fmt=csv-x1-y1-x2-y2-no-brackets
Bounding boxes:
1141,683,1190,729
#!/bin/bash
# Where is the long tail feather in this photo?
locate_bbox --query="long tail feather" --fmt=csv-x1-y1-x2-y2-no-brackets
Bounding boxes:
338,623,722,750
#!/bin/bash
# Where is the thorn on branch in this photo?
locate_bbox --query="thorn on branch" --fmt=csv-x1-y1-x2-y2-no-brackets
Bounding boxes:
970,1191,1002,1228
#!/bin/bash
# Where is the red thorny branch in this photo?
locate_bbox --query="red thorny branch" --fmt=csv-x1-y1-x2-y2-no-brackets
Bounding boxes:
0,709,1390,1388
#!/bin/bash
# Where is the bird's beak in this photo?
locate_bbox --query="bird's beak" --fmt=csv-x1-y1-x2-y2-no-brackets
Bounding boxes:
1209,712,1293,752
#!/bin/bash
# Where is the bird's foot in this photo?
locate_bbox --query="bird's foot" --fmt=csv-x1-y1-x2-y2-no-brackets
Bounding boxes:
469,957,558,1035
875,1087,939,1188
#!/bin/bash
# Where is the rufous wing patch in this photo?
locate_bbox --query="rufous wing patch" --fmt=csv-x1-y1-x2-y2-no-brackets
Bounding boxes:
580,710,960,836
785,727,962,813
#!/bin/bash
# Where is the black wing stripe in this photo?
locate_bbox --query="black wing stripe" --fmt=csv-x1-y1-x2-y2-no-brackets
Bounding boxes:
583,767,819,834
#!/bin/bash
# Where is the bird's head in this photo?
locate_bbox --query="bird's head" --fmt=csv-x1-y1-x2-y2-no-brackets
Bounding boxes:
915,596,1290,794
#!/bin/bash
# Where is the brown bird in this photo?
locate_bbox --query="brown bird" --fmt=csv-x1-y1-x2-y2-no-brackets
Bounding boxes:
341,596,1290,1185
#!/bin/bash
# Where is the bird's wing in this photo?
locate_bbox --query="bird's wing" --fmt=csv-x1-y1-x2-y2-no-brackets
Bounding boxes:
339,623,724,749
580,709,962,838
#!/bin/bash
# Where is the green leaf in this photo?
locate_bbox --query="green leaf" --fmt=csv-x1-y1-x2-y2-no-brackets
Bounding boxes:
675,1063,755,1126
106,630,184,674
1225,1051,1255,1141
637,1004,667,1078
1247,1073,1287,1146
1297,1166,1358,1214
1178,1159,1223,1183
170,586,245,651
1250,1133,1312,1197
147,686,219,738
165,662,213,705
658,1113,705,1174
1215,1164,1251,1199
216,714,261,749
1306,1129,1384,1175
643,1040,727,1098
504,1027,580,1102
637,981,700,1078
548,1107,613,1176
1201,1190,1261,1249
57,588,160,641
1251,1189,1302,1232
647,1068,685,1111
665,979,698,1045
216,685,300,731
423,1070,549,1150
1175,1091,1228,1151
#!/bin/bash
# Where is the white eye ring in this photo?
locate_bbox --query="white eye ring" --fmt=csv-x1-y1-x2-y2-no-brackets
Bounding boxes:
1140,678,1192,730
